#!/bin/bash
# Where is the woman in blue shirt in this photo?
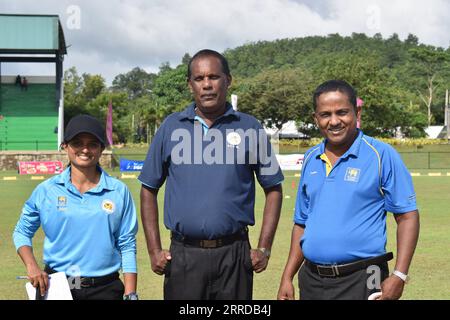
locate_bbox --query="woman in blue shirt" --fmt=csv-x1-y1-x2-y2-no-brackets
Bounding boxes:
13,114,138,300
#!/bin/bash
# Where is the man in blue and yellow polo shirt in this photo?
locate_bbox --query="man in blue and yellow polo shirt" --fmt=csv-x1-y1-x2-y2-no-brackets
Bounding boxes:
278,80,420,300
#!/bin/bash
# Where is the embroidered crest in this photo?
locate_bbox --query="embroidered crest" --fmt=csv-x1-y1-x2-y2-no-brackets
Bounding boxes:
344,167,361,182
102,199,115,214
226,132,241,147
57,196,67,211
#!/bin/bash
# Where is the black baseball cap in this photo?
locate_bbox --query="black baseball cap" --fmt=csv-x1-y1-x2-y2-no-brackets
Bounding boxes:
64,114,106,146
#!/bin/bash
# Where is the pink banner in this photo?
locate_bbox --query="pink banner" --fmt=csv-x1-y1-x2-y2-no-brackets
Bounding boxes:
356,97,364,129
18,161,64,175
106,99,113,146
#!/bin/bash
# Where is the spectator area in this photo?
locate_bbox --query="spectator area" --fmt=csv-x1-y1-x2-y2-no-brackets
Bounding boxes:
0,14,67,151
0,83,58,150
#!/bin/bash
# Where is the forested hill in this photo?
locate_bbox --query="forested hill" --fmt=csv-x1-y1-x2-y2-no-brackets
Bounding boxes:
225,32,447,79
223,33,450,137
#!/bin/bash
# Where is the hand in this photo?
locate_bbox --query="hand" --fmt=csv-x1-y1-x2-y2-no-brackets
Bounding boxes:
379,275,405,300
250,249,269,273
150,249,171,275
277,279,295,300
26,265,49,297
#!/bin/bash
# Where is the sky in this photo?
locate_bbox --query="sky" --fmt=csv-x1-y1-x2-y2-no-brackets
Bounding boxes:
1,0,449,84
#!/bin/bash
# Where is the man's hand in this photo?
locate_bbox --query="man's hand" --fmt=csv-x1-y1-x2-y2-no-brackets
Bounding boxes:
379,275,405,300
150,249,172,275
250,249,269,273
277,278,295,300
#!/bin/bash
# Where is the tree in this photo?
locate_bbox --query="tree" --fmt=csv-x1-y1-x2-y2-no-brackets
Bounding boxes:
405,34,419,47
63,67,85,122
63,68,111,132
158,62,172,73
233,67,315,131
111,67,156,100
85,91,130,143
81,74,106,102
410,47,450,125
63,68,107,123
317,51,424,137
181,53,192,65
151,64,191,118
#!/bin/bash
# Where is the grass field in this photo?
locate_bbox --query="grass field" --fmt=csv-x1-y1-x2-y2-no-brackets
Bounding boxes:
0,168,449,300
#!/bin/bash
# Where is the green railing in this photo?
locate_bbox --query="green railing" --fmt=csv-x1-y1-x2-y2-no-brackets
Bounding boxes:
0,140,57,151
398,152,450,170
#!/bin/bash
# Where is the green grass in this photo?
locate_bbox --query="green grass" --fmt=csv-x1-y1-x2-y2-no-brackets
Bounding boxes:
112,143,450,171
0,170,449,300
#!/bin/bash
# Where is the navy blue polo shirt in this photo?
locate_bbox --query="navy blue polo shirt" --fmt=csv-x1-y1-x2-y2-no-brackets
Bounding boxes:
294,130,417,264
139,102,284,239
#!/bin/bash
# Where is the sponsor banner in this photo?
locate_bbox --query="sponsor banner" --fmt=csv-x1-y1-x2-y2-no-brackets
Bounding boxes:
276,154,304,171
118,155,303,172
18,161,64,175
120,158,144,172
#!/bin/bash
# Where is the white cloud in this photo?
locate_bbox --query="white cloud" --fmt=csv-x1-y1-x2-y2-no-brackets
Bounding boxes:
0,0,449,84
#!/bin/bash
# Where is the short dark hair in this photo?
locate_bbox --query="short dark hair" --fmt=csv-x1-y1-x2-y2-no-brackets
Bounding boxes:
187,49,231,79
313,80,357,110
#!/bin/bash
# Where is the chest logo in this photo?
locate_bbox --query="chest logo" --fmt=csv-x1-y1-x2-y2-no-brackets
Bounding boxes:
226,132,241,147
102,199,115,214
57,196,67,211
344,167,361,182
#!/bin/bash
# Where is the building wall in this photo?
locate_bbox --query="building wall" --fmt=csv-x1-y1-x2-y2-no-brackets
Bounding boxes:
0,150,114,171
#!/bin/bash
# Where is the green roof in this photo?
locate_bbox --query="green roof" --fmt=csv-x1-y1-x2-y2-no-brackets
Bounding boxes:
0,14,66,54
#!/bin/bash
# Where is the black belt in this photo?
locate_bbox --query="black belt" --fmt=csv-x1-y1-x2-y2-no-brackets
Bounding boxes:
44,265,120,288
171,227,248,248
304,252,393,278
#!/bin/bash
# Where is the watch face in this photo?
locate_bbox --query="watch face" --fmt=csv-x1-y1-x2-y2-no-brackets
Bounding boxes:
124,293,139,300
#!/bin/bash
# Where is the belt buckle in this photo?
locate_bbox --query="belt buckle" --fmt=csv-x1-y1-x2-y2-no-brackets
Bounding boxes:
200,239,219,248
316,264,340,277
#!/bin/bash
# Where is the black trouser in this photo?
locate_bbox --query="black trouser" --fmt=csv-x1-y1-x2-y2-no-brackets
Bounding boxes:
44,265,124,300
164,238,254,300
298,261,389,300
69,279,124,300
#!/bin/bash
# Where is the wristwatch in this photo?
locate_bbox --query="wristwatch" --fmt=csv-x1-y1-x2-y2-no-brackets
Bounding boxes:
392,270,410,283
257,248,271,259
123,292,139,300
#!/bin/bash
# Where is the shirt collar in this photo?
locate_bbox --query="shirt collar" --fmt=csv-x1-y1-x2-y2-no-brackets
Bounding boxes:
179,102,240,121
316,129,364,159
55,165,115,192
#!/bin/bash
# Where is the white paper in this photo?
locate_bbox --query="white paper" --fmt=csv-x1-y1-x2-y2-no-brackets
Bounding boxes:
368,291,382,300
26,272,73,300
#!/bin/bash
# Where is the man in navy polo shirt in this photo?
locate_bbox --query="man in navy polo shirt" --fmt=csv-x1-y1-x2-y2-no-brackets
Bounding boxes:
139,49,284,300
278,80,420,300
